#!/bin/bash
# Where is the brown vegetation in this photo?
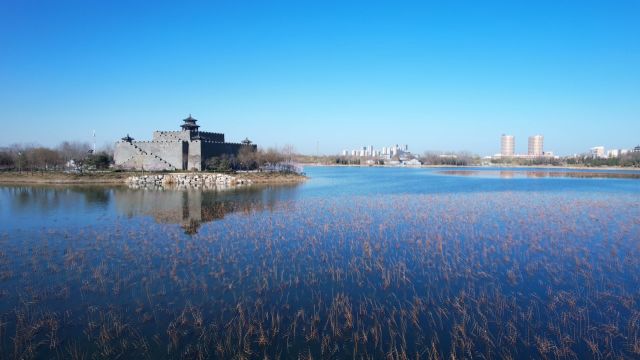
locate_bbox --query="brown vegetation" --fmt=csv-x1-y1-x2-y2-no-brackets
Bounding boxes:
1,191,638,358
0,142,113,171
0,171,134,184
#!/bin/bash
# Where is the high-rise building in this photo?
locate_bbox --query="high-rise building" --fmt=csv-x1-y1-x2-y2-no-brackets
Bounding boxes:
528,135,544,156
500,135,515,157
590,146,605,158
391,145,399,157
607,149,620,158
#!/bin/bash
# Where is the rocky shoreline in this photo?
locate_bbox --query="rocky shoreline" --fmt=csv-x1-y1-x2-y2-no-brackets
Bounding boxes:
126,173,252,188
0,171,305,186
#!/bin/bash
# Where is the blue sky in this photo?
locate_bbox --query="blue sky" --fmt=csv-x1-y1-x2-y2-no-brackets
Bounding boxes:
1,1,638,155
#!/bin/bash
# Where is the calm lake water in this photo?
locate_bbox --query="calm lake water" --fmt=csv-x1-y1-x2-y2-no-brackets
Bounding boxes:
1,166,640,359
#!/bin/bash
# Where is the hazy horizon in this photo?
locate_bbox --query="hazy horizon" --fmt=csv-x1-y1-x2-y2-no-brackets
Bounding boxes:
1,1,638,156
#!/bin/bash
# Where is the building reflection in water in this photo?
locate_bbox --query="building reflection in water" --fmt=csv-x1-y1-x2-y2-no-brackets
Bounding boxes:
439,169,640,179
114,184,301,234
499,171,514,179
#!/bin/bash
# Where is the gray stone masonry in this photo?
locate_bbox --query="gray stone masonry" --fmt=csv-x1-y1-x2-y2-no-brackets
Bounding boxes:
114,116,256,171
126,173,252,188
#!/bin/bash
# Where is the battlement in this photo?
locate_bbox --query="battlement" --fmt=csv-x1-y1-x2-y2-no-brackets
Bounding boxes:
198,131,224,137
193,140,257,147
196,131,224,142
215,141,256,147
153,130,191,141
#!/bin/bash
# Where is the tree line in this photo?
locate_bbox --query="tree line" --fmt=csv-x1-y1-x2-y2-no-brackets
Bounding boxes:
564,152,640,167
0,142,114,171
325,152,481,166
205,146,299,173
419,152,479,166
491,152,640,167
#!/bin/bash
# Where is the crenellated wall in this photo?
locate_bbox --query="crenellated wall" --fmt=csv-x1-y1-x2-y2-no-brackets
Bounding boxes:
153,131,191,141
153,130,225,142
197,131,224,142
115,140,257,171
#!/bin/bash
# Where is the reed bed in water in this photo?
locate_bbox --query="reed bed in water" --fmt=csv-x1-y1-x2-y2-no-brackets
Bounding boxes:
0,191,639,359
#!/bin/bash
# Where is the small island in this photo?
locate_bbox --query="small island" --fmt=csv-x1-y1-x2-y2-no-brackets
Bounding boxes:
0,170,306,185
0,115,306,186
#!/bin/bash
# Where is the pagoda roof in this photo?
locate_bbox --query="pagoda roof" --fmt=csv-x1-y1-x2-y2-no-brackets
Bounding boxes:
181,114,200,130
183,114,198,123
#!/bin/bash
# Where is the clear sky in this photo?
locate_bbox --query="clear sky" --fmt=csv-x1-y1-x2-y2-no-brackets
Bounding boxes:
1,1,638,156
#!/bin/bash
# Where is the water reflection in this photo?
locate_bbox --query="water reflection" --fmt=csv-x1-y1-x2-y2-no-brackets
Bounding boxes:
2,169,640,358
4,186,112,213
114,185,301,234
1,184,301,235
439,169,640,179
501,170,514,179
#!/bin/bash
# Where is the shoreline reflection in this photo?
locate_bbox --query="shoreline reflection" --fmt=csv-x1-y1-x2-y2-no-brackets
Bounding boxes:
439,169,640,179
114,184,301,234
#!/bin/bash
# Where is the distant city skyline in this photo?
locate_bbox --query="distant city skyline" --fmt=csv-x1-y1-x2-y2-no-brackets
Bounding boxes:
341,144,411,158
1,1,639,155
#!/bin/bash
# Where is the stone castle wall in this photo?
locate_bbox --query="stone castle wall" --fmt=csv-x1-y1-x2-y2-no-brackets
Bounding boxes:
187,141,202,171
114,141,185,170
201,142,257,165
120,154,176,171
198,131,225,142
115,121,256,171
153,131,191,142
152,130,225,142
134,141,186,169
114,142,138,165
115,140,257,171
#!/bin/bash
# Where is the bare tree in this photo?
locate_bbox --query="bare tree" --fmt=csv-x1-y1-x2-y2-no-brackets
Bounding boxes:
0,148,14,169
25,147,63,170
237,146,258,170
260,148,285,166
420,151,479,166
57,141,91,163
281,144,296,163
99,142,115,157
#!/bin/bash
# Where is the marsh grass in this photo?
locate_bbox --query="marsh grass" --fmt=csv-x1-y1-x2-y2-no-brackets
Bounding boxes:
0,191,639,358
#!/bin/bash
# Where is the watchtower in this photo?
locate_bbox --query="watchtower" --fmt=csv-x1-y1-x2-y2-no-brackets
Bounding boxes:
181,115,200,132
